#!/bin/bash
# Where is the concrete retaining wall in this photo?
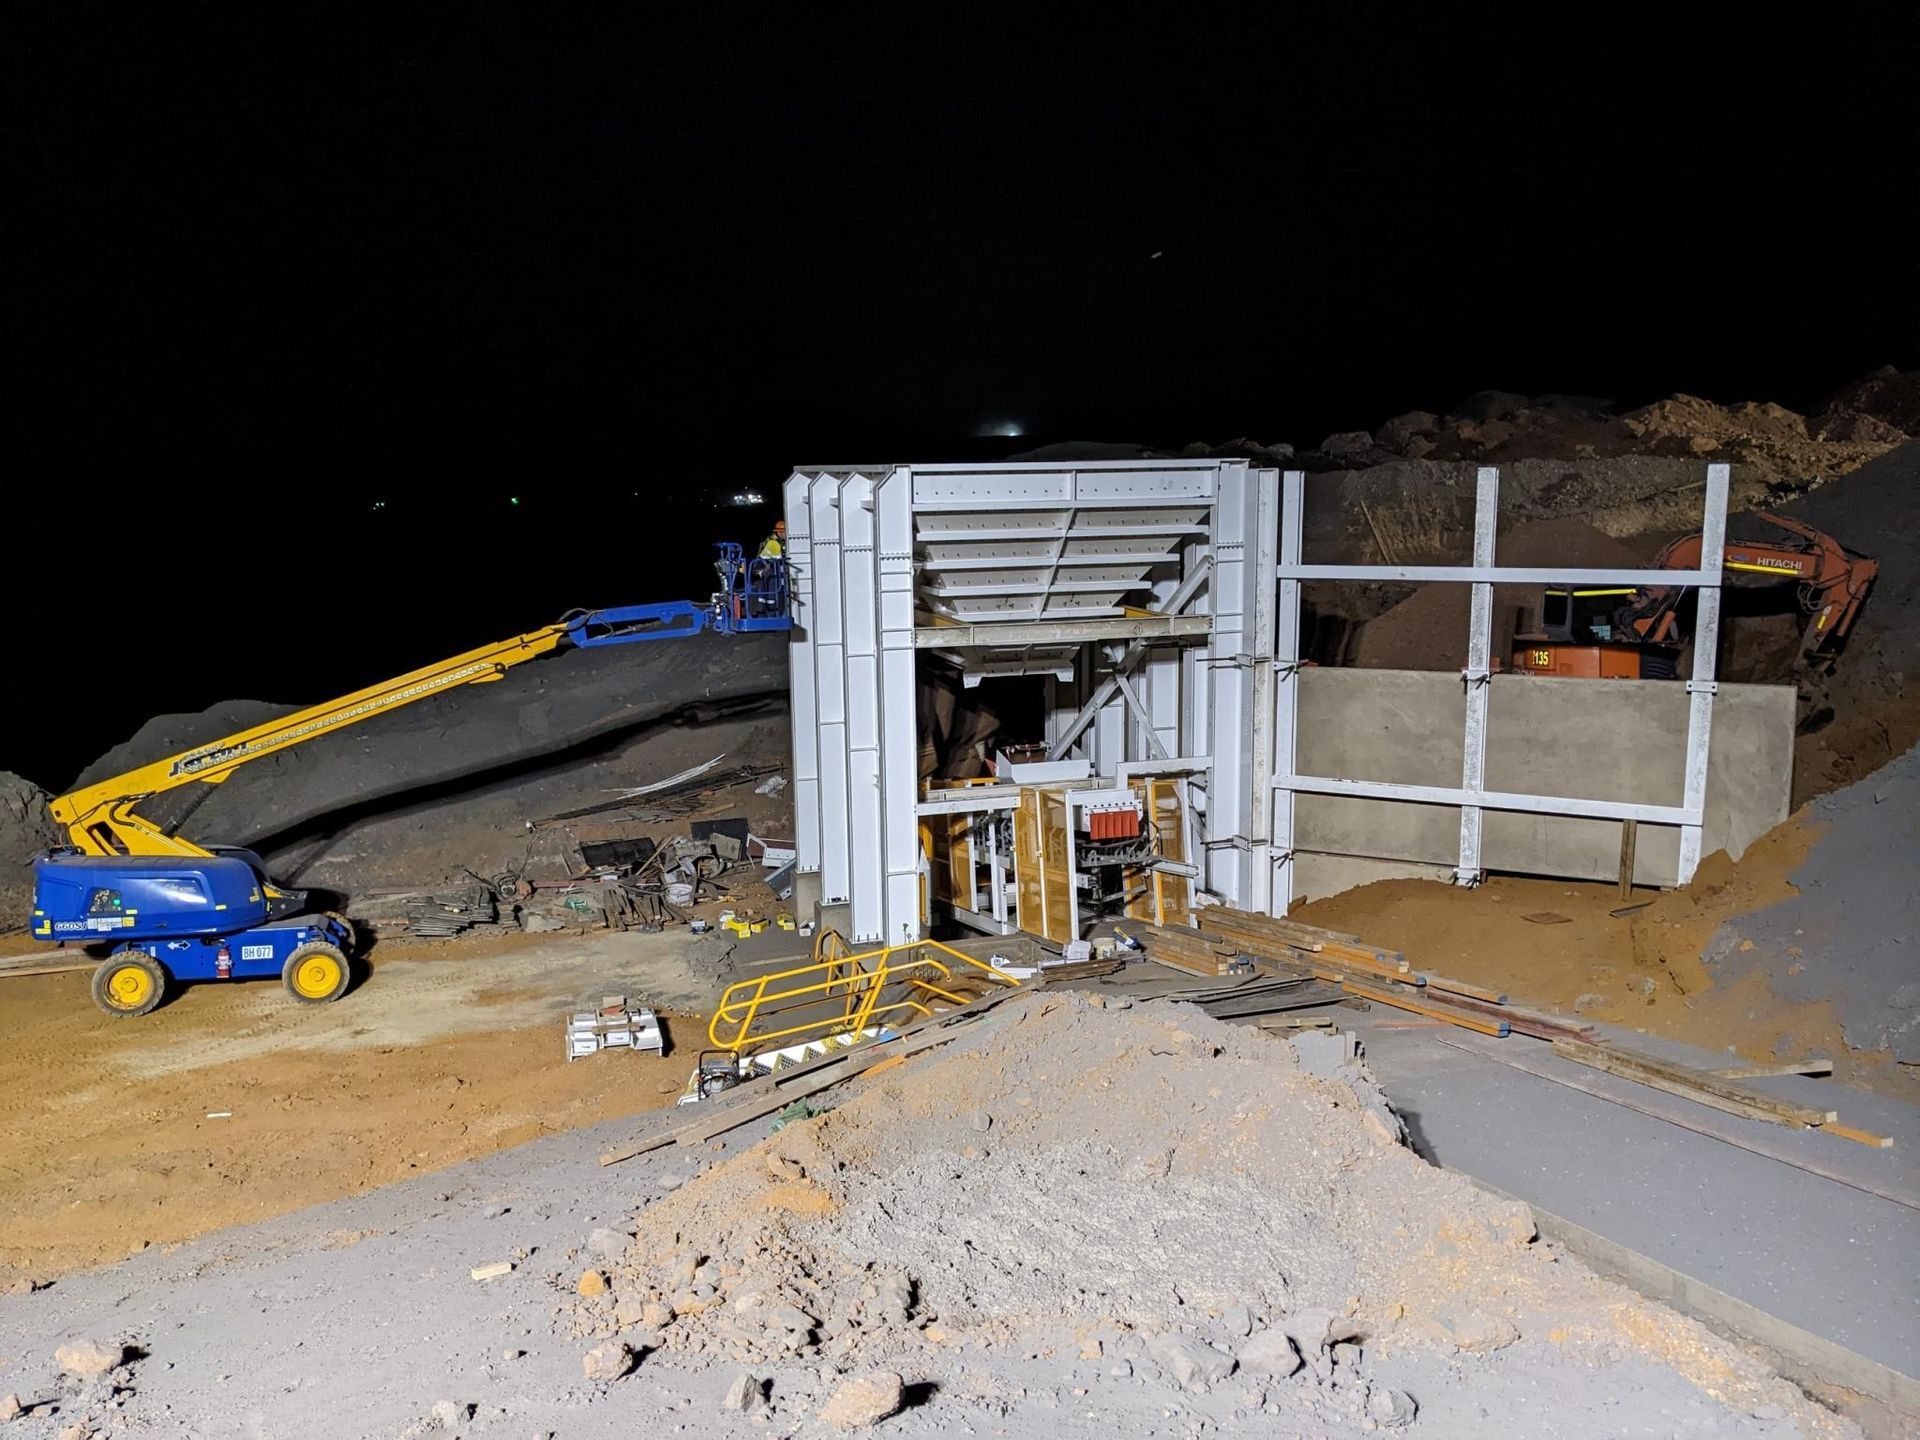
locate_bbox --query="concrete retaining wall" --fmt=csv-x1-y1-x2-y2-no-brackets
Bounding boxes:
1288,670,1794,903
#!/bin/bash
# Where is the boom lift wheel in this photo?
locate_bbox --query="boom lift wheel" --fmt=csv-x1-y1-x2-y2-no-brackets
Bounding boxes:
282,942,351,1004
91,953,166,1018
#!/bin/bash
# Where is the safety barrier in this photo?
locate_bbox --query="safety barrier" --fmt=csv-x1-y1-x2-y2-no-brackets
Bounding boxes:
707,937,1019,1053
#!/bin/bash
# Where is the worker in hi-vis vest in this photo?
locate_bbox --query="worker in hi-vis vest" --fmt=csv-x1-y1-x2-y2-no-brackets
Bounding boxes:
758,519,787,559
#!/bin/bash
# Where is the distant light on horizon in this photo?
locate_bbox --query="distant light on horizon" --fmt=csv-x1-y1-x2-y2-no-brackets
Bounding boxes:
976,418,1025,438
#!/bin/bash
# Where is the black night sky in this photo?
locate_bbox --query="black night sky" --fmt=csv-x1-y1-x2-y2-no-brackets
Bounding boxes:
6,9,1917,787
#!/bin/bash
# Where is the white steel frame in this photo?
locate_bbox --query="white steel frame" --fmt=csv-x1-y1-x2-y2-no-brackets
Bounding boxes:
1271,463,1731,905
786,460,1277,945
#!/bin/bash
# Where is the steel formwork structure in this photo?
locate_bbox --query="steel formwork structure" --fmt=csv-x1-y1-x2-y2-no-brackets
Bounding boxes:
784,460,1278,945
785,460,1731,941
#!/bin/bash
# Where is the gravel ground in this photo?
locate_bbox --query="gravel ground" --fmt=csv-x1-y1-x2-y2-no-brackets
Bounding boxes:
0,996,1861,1438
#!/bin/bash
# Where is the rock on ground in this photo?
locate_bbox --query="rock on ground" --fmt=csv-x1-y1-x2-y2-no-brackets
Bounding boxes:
817,1370,904,1430
54,1336,123,1377
581,1340,634,1383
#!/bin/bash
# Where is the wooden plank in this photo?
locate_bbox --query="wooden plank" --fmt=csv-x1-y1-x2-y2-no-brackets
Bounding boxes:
1420,974,1508,1005
1552,1038,1836,1129
1211,932,1414,985
1254,1015,1335,1031
1822,1123,1894,1150
1424,991,1599,1044
1435,1033,1920,1213
1341,980,1508,1037
1198,910,1408,974
1710,1059,1833,1080
1618,818,1639,901
1202,907,1364,948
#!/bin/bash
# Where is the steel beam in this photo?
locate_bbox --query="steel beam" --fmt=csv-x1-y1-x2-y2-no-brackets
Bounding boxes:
782,471,819,876
874,468,923,943
913,614,1211,649
1455,467,1498,885
1276,564,1717,586
1676,463,1729,884
1276,773,1699,827
1272,470,1304,912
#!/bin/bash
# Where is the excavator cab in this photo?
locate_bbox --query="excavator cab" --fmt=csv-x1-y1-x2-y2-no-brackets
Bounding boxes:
1512,587,1681,679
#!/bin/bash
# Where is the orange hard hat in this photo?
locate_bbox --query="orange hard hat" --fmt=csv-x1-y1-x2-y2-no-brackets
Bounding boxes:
773,519,787,534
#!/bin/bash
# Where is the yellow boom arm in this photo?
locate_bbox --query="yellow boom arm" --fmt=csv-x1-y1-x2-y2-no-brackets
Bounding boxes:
52,623,575,860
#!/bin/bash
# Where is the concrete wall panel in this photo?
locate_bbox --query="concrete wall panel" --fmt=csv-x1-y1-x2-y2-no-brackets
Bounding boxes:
1289,669,1794,901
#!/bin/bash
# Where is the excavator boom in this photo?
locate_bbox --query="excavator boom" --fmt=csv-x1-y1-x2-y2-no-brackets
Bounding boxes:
1514,513,1876,680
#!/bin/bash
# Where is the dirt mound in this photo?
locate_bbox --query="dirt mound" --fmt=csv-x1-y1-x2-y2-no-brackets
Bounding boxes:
1352,379,1904,496
556,996,1850,1436
1780,441,1920,796
0,771,58,924
1293,799,1917,1103
1708,744,1920,1062
1817,365,1920,439
48,632,791,903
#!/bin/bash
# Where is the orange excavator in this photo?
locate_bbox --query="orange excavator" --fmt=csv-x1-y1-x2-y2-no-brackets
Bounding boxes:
1512,514,1877,681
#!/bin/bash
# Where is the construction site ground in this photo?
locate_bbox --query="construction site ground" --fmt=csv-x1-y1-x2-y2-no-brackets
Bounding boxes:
0,929,727,1280
1,981,1911,1438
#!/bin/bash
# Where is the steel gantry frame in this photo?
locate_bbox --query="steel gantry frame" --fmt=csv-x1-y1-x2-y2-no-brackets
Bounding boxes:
785,460,1280,945
1270,463,1731,904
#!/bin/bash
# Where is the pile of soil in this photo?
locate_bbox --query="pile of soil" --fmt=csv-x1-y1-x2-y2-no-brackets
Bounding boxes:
1781,443,1920,797
0,771,57,921
1293,789,1917,1103
1706,745,1920,1063
551,995,1850,1437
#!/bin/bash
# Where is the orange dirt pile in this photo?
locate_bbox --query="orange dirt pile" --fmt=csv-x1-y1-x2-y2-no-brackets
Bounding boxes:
0,945,695,1280
1292,811,1917,1103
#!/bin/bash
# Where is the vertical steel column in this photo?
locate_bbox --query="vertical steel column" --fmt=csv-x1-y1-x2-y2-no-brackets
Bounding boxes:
1454,467,1499,885
838,473,885,942
783,472,819,878
1204,461,1250,906
874,468,923,942
1243,466,1280,915
1677,462,1730,884
808,477,851,908
1271,470,1305,913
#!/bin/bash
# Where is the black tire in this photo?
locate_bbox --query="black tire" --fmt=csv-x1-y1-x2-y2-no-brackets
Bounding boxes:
91,953,166,1018
282,941,351,1004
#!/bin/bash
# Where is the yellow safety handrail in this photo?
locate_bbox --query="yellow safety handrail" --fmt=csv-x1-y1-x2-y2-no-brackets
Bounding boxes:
708,939,1019,1053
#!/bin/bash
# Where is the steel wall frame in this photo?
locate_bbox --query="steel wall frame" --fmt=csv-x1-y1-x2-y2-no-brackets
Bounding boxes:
1270,463,1729,907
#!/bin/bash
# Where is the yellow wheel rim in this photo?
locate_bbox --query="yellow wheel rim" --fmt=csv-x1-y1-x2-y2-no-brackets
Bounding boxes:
291,953,343,999
106,964,154,1009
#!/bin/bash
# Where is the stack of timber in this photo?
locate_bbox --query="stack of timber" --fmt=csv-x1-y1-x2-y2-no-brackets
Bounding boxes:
1159,906,1603,1045
1133,924,1239,977
1182,908,1882,1148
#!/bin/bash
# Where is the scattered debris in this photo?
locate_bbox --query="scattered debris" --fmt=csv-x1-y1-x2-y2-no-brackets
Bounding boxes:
566,998,666,1061
469,1262,513,1282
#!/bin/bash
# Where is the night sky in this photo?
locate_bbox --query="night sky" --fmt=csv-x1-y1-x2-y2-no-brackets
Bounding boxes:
6,10,1916,787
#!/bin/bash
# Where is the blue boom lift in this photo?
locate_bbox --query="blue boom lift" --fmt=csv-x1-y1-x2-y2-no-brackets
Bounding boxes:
32,546,788,1017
